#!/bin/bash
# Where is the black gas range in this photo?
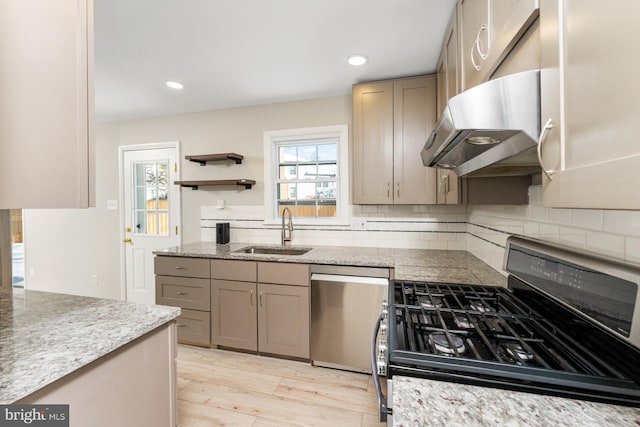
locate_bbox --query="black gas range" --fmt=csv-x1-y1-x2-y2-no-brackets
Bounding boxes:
372,236,640,423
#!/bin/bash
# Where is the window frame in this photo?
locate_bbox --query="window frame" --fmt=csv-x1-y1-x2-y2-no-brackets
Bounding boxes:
263,125,349,226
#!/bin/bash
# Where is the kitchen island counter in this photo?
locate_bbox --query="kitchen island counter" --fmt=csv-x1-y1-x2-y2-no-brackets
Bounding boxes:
155,241,507,286
0,289,180,404
393,376,640,426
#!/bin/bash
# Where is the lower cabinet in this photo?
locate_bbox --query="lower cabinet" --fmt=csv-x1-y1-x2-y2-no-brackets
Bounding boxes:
211,260,310,359
257,283,310,359
211,279,257,351
155,256,212,347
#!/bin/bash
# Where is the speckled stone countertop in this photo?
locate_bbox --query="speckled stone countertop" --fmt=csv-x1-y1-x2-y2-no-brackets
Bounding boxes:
0,289,180,404
155,242,507,286
393,376,640,426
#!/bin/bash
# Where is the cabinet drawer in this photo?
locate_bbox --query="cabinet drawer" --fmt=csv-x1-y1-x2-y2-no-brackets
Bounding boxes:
176,309,210,347
154,256,210,278
156,275,210,311
258,262,309,286
211,259,257,282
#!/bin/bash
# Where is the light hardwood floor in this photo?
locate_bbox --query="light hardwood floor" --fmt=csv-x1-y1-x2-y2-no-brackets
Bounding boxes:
177,345,387,427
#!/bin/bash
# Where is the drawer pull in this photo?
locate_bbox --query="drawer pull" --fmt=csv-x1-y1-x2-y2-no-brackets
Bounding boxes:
250,290,254,306
176,323,187,328
175,266,187,270
176,291,189,296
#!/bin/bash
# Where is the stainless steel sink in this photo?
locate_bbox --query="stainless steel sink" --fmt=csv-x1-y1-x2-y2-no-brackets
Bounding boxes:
235,246,311,256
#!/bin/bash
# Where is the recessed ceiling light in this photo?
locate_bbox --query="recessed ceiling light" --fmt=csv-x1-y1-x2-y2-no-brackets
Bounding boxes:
348,54,368,66
165,81,184,90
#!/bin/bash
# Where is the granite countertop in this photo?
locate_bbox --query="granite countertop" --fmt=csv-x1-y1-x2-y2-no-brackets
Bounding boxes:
0,289,180,403
393,376,640,427
155,242,507,286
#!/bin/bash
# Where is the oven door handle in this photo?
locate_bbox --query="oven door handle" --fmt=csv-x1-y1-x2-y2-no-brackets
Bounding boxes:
371,312,387,423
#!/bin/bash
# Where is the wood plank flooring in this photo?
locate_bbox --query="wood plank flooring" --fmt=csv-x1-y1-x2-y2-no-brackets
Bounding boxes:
177,345,387,427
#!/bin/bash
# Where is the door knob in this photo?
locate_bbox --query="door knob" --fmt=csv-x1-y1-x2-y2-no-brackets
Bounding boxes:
123,238,132,244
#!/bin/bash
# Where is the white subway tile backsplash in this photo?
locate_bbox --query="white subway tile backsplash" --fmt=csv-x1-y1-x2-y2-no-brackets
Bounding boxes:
586,231,625,259
548,208,572,226
559,226,587,249
603,210,640,237
625,237,640,265
201,198,640,270
571,209,603,231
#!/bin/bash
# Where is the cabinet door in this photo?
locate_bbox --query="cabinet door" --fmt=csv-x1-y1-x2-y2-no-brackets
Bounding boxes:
352,81,394,204
211,280,257,351
436,56,447,121
540,0,640,209
257,283,310,359
0,0,94,208
445,10,460,100
393,77,438,204
460,0,490,91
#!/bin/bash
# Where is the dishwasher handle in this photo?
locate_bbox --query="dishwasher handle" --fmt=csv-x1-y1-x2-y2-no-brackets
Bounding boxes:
372,312,387,423
310,274,388,286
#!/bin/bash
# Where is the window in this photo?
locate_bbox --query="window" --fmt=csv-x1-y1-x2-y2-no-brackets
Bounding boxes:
264,125,349,225
133,160,169,235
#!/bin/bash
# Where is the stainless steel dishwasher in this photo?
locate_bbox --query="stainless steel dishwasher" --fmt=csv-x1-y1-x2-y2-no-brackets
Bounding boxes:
310,265,390,373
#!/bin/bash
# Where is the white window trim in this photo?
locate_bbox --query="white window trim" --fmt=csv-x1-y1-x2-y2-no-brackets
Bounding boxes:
263,124,350,226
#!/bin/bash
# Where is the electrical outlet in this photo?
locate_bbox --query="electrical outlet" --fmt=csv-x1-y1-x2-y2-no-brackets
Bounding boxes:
107,200,118,210
29,266,36,277
91,274,98,285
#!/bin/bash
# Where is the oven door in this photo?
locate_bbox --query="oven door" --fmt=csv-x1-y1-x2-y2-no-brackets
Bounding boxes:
371,304,389,423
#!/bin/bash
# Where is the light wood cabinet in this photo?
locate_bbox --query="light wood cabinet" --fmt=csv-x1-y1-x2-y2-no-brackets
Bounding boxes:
460,0,490,90
353,76,439,205
211,260,310,359
460,0,538,91
257,283,310,359
211,279,257,351
539,0,640,209
435,8,462,205
0,0,95,209
155,256,211,346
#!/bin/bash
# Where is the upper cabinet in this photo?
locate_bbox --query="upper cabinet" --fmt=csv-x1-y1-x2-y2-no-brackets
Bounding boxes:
539,0,640,209
460,0,539,91
353,76,441,205
0,0,95,209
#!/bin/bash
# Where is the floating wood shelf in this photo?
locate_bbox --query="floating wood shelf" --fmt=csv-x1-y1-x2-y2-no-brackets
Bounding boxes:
185,153,244,165
174,179,255,190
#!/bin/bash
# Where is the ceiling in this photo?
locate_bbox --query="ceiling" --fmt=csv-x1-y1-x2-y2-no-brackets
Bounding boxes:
94,0,456,122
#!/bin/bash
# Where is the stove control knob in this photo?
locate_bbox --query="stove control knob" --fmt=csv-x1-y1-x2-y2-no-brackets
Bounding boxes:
378,340,387,355
381,301,389,320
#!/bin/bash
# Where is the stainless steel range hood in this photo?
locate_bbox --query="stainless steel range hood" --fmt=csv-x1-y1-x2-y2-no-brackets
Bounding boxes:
421,70,541,177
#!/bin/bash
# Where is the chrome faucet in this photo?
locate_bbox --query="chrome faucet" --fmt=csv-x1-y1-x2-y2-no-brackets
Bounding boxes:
281,207,293,246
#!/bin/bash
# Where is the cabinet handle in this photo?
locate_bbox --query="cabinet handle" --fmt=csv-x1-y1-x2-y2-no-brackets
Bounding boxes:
176,323,187,328
439,172,449,196
476,24,489,60
471,39,481,71
176,291,188,296
250,290,254,306
387,182,390,198
536,118,555,181
259,291,264,307
396,182,400,198
175,266,186,270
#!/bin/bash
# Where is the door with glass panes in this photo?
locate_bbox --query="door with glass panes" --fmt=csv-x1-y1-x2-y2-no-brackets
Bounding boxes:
122,145,181,304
